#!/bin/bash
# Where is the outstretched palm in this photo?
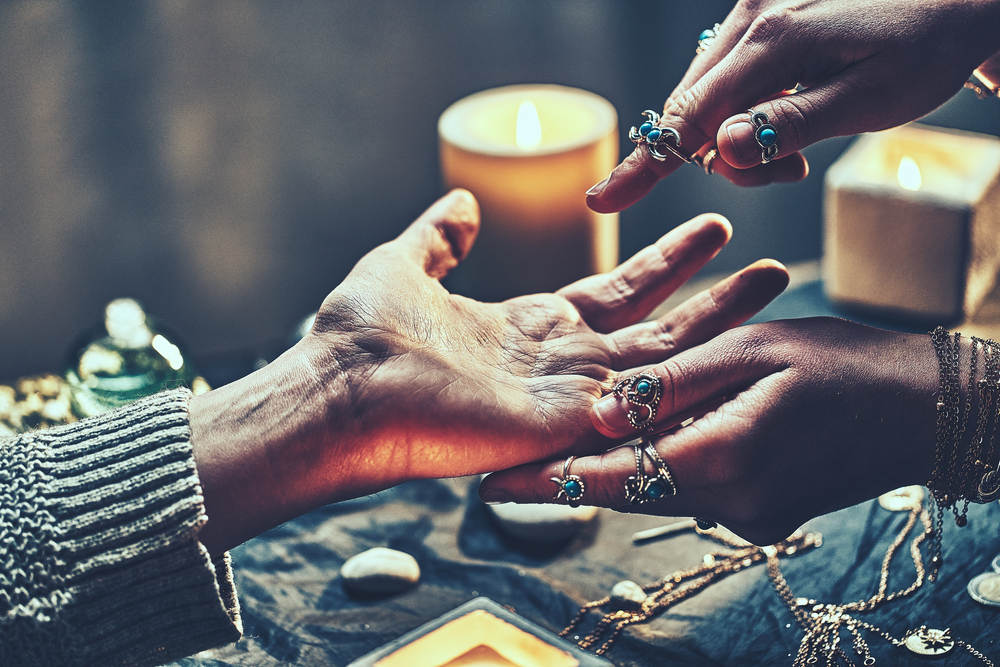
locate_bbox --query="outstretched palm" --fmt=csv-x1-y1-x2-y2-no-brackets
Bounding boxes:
312,190,787,483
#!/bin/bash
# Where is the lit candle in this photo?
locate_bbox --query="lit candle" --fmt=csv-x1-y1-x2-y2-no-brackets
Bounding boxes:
824,123,1000,321
439,84,618,299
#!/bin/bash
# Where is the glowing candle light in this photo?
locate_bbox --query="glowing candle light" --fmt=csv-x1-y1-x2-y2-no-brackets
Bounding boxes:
897,155,922,192
439,84,618,300
515,100,542,152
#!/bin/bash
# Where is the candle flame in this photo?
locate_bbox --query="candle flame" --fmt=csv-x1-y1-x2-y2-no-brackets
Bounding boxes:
897,156,922,191
515,100,542,151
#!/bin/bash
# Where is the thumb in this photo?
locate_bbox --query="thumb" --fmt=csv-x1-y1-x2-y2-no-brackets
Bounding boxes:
716,64,888,169
397,189,481,279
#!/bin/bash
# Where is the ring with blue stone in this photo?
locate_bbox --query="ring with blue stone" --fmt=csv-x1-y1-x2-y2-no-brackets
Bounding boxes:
612,372,663,431
551,455,586,507
624,441,678,505
628,110,694,163
696,23,722,55
748,109,779,164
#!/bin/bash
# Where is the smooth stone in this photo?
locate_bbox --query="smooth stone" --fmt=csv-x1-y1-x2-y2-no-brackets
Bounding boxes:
646,129,662,143
488,502,598,543
564,479,583,498
699,29,715,41
758,127,777,146
340,547,420,595
638,121,653,136
610,580,647,610
635,379,651,395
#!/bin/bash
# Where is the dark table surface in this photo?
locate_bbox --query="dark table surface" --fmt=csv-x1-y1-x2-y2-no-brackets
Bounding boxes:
175,282,1000,666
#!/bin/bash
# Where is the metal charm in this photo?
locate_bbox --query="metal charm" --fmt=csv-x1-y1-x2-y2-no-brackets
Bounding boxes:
903,627,955,656
628,110,693,163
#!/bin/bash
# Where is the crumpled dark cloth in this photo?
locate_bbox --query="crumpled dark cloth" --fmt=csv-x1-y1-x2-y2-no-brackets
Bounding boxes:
170,478,999,666
174,283,1000,666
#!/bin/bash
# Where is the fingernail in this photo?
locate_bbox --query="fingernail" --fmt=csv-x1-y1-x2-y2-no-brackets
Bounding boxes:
586,174,611,196
592,394,630,437
725,120,760,166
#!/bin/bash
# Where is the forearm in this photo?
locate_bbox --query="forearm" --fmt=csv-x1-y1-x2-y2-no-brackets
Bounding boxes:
190,336,366,558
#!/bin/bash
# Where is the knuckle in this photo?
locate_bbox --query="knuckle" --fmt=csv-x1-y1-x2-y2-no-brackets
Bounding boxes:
653,321,678,356
769,96,812,151
656,357,682,415
663,87,699,119
745,8,795,44
737,0,768,16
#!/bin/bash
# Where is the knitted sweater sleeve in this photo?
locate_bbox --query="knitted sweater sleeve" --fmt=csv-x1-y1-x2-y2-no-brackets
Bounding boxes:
0,389,242,666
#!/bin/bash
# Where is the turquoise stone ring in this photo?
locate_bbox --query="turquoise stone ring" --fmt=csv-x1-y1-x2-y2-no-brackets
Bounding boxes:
612,372,663,431
624,441,678,505
696,23,722,55
551,456,586,507
748,109,779,163
628,110,693,163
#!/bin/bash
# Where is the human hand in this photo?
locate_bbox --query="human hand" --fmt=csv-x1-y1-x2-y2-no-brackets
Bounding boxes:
587,0,1000,211
481,318,946,545
190,190,789,554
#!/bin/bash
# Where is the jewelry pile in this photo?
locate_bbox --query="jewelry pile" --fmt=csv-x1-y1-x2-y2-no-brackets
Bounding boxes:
563,495,994,665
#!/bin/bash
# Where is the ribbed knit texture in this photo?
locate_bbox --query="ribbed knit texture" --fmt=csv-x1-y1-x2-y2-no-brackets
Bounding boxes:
0,389,242,666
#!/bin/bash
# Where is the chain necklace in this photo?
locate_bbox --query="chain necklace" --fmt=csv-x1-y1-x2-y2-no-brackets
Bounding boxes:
564,500,993,664
559,527,821,655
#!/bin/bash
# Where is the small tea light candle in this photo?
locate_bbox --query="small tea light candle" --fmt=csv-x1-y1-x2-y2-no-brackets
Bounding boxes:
825,124,1000,321
439,84,618,299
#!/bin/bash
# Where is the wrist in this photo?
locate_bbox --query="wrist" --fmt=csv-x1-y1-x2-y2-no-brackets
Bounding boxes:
190,336,368,556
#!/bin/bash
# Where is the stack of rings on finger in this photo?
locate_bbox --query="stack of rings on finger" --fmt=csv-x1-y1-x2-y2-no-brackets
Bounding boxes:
629,110,694,163
748,109,779,163
551,455,585,507
625,439,678,504
696,23,722,54
612,372,663,431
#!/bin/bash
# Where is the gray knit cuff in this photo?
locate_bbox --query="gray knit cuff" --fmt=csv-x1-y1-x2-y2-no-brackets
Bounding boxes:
16,389,242,665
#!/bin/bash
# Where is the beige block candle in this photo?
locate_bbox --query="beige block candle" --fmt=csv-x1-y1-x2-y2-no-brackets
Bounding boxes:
824,124,1000,321
439,84,618,300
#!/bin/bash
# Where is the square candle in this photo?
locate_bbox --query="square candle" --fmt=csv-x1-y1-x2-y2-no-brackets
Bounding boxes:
824,124,1000,321
348,598,611,667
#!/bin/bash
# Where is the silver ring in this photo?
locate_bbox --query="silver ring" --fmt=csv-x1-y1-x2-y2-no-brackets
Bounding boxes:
612,372,663,431
628,110,694,163
624,440,677,504
550,455,585,507
696,23,722,55
748,109,779,164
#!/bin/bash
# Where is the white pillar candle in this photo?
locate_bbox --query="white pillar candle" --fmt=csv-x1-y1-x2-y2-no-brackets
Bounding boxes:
439,84,618,299
825,124,1000,321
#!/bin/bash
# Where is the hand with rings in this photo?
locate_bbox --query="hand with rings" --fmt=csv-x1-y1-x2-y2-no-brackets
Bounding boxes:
480,318,951,547
585,0,1000,211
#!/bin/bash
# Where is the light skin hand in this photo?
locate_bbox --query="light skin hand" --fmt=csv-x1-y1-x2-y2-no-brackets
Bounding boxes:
188,190,790,556
587,0,1000,211
480,318,964,546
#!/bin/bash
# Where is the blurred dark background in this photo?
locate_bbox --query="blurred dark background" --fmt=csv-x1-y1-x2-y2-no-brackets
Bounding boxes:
0,0,997,379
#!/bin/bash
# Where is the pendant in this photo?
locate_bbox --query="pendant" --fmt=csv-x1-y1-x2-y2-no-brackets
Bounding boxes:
877,485,924,512
904,627,954,656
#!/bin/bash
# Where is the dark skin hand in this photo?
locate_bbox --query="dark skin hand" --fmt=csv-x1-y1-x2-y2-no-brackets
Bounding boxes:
586,0,1000,207
480,318,969,546
188,190,789,556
